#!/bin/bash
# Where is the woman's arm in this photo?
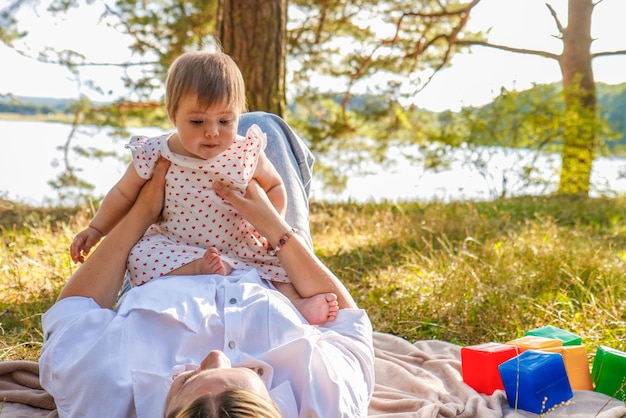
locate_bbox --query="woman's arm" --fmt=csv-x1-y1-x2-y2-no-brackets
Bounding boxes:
58,159,170,308
215,180,357,310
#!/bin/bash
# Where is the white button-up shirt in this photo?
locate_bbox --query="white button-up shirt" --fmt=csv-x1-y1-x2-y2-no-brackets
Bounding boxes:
39,269,374,418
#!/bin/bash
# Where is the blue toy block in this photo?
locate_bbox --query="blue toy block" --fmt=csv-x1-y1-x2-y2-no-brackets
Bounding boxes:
498,350,573,414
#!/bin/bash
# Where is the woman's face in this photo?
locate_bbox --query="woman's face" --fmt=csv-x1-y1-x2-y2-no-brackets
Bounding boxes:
164,350,270,414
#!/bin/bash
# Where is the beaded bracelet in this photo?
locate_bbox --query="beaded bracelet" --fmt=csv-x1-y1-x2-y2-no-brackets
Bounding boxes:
267,228,298,256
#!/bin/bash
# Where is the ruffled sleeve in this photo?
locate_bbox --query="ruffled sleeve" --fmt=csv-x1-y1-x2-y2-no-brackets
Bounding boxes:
125,135,167,179
241,124,267,181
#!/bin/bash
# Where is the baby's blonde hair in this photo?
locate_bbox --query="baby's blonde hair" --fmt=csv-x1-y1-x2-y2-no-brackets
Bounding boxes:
166,51,247,118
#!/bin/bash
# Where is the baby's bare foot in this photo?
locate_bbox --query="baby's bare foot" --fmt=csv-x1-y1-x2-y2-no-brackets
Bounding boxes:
294,293,339,325
199,247,232,276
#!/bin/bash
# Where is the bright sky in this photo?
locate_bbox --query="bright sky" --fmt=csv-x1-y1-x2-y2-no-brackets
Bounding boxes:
1,0,625,112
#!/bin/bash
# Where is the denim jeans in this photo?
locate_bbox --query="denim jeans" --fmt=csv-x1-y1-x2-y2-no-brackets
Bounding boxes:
238,111,314,248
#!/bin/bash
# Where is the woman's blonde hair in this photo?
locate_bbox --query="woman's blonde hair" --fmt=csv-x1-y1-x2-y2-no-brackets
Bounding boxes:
167,389,281,418
165,51,247,118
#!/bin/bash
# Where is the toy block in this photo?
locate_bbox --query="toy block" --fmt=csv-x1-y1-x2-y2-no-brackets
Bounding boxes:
591,345,626,401
460,342,520,394
498,350,573,414
506,335,562,352
525,325,582,346
541,345,593,390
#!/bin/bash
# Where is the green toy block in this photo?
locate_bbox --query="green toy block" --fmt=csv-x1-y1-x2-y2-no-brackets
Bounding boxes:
525,325,582,346
591,345,626,401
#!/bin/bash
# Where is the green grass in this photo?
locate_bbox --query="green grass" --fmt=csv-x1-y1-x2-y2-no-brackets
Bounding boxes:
2,195,626,363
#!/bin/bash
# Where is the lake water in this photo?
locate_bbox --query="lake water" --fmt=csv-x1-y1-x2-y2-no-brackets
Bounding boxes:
0,120,162,206
2,119,626,206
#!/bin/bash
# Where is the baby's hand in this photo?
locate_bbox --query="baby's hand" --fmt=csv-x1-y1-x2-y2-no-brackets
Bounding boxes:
70,227,103,263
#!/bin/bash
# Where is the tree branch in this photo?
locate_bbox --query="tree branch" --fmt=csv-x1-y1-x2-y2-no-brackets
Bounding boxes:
379,0,482,95
400,0,481,19
456,39,560,61
545,2,565,35
592,49,626,58
91,100,163,113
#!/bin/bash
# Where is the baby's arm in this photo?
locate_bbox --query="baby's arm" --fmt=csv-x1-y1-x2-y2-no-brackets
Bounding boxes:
70,164,148,263
253,150,287,216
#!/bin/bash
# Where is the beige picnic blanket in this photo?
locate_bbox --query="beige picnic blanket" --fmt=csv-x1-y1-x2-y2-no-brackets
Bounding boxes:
0,360,56,417
1,332,625,417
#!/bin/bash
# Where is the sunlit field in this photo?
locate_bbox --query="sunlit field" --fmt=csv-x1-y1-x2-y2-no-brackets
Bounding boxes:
2,195,626,364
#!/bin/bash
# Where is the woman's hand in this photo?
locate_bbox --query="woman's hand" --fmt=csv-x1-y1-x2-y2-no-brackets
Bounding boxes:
215,179,357,310
214,179,289,246
130,157,170,226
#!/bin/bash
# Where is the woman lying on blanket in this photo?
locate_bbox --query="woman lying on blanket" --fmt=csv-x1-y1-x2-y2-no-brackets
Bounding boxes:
38,112,375,418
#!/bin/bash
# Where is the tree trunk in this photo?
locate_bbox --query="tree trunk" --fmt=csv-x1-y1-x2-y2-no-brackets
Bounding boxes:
217,0,286,116
557,0,597,195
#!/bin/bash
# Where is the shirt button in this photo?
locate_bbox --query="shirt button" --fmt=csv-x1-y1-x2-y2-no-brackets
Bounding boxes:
229,297,237,304
228,341,236,349
257,368,264,377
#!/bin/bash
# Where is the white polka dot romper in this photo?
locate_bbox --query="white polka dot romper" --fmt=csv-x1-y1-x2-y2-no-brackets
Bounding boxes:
125,124,289,287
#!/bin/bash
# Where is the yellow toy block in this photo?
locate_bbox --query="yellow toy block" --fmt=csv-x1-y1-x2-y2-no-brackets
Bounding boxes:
506,335,562,352
541,345,593,390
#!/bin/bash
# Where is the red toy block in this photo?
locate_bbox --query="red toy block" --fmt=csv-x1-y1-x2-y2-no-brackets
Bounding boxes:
461,342,520,394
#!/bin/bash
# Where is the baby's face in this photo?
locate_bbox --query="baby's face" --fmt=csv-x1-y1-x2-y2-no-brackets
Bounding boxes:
169,94,239,160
